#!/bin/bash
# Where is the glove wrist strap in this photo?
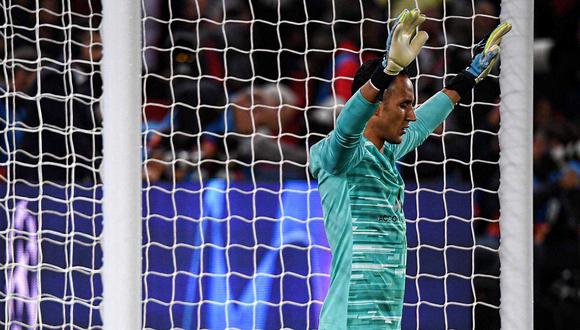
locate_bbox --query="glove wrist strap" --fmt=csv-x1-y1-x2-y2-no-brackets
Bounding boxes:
445,71,476,100
370,67,397,97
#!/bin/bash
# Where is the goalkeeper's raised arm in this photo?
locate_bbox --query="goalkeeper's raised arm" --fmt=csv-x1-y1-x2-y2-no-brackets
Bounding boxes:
311,9,428,176
445,22,512,101
309,8,511,329
389,21,512,160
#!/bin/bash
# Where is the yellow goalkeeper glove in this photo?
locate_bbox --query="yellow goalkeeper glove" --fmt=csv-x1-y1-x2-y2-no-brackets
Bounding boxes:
383,8,429,75
466,22,512,83
446,22,512,99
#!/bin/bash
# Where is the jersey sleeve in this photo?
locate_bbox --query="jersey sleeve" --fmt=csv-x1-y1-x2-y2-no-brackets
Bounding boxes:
391,91,455,160
310,90,379,177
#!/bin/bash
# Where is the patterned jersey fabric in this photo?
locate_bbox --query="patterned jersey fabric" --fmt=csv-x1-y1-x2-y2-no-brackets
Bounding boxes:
310,90,454,329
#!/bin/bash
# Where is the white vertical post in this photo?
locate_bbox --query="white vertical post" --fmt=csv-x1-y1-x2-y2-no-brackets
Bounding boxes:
101,0,142,328
498,0,533,329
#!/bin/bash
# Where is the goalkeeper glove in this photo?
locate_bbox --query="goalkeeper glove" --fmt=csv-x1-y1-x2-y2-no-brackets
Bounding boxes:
446,22,512,99
383,8,429,75
371,9,429,95
467,22,512,83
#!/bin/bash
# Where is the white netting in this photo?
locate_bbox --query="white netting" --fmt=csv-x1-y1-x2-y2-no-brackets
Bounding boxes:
141,0,503,329
1,0,103,328
2,0,505,328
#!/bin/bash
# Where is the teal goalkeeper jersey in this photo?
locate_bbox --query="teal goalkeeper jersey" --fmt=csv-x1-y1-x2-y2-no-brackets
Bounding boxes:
310,90,454,329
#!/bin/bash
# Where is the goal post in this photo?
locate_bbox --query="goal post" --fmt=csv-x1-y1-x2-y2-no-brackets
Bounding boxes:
101,0,141,328
498,0,534,328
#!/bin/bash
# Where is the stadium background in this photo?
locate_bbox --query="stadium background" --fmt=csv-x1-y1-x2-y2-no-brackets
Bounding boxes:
0,0,578,328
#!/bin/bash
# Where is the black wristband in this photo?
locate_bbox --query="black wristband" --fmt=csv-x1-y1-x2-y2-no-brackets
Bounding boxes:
370,67,396,97
445,71,476,100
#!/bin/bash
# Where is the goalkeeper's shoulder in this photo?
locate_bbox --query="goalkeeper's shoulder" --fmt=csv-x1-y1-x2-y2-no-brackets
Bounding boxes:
308,128,354,178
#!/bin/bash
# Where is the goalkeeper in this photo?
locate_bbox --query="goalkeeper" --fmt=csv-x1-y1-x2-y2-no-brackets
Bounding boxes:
309,8,511,329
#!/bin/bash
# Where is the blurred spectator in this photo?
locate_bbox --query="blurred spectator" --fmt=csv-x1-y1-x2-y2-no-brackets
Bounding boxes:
142,79,227,183
308,2,384,138
534,126,580,329
532,2,580,326
414,0,448,97
38,0,67,59
0,47,38,180
142,0,164,72
224,83,306,180
155,0,253,88
143,82,305,183
16,27,103,183
548,10,579,122
313,11,362,107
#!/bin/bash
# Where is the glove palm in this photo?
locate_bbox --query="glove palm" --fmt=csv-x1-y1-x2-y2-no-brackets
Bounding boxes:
466,22,512,83
383,9,429,75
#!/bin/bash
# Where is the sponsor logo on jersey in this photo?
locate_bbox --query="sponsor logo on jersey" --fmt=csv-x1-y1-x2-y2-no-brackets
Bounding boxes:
377,214,402,223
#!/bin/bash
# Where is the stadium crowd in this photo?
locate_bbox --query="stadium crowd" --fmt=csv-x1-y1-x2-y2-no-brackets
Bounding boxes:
0,0,511,188
0,0,578,328
533,0,580,327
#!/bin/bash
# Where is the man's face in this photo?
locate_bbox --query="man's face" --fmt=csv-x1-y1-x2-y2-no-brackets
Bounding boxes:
374,75,416,144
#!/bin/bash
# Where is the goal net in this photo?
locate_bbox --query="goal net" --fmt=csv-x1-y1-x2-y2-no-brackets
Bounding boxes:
1,0,104,328
1,0,530,329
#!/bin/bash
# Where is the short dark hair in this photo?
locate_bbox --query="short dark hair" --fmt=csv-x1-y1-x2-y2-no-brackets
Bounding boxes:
351,58,410,98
